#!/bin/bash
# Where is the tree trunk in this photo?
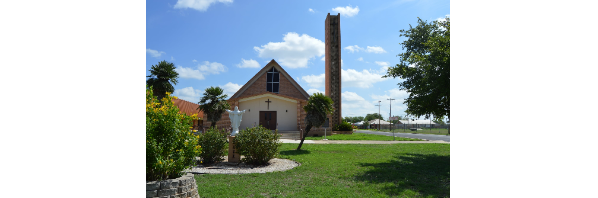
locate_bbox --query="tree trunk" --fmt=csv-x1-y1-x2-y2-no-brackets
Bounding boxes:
296,124,312,150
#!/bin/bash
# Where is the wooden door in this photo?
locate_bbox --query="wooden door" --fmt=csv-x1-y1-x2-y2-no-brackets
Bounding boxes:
259,111,277,130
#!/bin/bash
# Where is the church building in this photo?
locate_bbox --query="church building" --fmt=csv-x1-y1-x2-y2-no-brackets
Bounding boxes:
203,59,310,131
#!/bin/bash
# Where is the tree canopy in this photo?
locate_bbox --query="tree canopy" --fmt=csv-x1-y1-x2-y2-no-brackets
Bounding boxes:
364,113,384,122
198,86,230,128
146,60,179,100
383,17,450,119
297,93,334,150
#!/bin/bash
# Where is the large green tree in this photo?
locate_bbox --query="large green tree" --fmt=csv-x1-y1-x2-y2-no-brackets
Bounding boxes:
297,93,334,150
383,17,450,119
198,87,231,128
364,113,384,122
146,60,179,100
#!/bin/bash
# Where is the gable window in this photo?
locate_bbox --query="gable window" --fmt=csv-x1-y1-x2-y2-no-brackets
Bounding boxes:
266,67,279,93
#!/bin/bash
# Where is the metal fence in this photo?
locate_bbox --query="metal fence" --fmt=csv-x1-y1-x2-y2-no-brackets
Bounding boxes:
359,123,449,132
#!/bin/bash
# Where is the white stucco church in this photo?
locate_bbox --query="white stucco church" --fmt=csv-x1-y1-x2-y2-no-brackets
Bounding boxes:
203,60,310,131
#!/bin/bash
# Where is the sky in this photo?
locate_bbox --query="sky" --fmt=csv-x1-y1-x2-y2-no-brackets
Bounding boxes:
146,0,450,121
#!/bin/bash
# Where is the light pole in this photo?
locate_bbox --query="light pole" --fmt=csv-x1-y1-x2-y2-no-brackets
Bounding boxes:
387,98,395,140
375,101,381,130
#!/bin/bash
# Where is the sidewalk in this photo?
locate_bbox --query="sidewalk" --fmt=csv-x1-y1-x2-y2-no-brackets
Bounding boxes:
278,139,449,144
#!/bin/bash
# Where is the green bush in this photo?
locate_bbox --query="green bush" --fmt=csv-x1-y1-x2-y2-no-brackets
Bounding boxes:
198,127,228,165
234,126,282,165
333,121,353,131
146,88,201,181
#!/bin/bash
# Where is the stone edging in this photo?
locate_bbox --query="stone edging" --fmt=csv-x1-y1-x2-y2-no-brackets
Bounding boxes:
187,158,300,174
146,173,199,198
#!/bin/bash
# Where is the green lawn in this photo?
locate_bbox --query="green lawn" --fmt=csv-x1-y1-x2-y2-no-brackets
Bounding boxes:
304,133,423,141
362,128,450,136
195,143,450,197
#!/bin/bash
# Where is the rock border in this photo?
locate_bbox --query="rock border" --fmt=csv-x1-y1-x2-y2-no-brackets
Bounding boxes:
146,173,199,198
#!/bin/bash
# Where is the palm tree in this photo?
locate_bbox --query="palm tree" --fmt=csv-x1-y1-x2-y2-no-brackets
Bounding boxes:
198,86,231,128
297,93,334,150
146,60,179,100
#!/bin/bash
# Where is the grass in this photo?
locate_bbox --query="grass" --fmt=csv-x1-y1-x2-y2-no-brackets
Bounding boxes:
304,133,423,141
195,143,450,197
361,128,450,136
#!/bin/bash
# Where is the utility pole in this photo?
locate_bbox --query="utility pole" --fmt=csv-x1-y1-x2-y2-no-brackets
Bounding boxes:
387,98,395,140
375,101,381,130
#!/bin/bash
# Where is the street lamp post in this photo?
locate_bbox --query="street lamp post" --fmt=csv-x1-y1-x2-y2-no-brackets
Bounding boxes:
375,101,381,130
387,98,395,140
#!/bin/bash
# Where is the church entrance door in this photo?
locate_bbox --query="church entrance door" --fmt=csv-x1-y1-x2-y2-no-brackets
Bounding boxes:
259,111,277,130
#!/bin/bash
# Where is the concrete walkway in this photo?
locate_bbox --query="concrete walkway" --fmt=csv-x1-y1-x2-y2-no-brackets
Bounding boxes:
278,139,449,144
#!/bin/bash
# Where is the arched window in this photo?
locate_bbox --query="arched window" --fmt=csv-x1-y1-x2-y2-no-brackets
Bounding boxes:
266,67,279,93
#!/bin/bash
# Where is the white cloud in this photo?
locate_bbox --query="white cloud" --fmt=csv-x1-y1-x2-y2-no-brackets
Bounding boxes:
301,73,325,88
306,89,324,96
366,46,387,53
254,32,325,68
173,87,203,103
221,82,242,97
236,58,260,68
197,61,227,74
332,5,360,17
357,57,363,61
341,91,378,118
321,56,325,61
342,68,387,88
308,8,314,13
301,68,388,89
173,0,233,12
375,61,389,67
192,59,197,63
175,66,205,80
344,45,363,53
147,48,165,58
171,56,175,61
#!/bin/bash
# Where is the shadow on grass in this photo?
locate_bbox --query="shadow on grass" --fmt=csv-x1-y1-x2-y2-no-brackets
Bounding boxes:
280,149,311,156
354,153,450,197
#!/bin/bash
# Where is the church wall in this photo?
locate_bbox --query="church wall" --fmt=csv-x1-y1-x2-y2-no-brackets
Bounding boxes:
238,96,298,131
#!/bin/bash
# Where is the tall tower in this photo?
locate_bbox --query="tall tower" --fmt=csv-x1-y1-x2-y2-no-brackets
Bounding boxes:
325,13,341,127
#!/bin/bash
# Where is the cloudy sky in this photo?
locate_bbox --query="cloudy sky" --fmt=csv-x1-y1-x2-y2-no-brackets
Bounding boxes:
147,0,450,121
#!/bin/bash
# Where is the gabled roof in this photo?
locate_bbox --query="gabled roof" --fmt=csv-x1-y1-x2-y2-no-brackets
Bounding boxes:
173,98,204,119
368,119,391,125
229,59,310,100
235,92,307,103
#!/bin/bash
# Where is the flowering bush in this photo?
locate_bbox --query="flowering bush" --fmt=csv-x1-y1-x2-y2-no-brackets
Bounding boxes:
234,126,282,165
146,87,201,181
352,125,358,130
197,127,228,165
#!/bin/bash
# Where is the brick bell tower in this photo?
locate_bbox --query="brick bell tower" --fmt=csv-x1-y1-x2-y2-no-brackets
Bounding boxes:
325,13,341,127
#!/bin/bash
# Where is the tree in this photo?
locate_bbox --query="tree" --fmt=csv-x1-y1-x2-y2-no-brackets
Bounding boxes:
353,116,364,123
297,93,334,150
146,60,179,100
364,113,384,122
383,17,450,120
198,86,231,128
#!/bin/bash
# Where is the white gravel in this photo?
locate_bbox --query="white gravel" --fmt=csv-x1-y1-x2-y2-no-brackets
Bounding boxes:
186,157,300,174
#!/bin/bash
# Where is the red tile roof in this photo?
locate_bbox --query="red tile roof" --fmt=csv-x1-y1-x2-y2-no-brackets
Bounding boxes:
173,98,204,119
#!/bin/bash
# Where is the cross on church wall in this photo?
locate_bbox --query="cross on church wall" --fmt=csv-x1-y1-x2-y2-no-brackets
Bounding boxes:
265,98,272,110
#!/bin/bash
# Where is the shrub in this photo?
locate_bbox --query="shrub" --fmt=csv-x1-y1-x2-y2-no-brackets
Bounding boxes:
147,88,201,181
234,126,282,165
197,127,228,165
333,121,353,131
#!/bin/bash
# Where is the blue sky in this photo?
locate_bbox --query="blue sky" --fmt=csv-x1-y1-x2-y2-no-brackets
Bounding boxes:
146,0,450,121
